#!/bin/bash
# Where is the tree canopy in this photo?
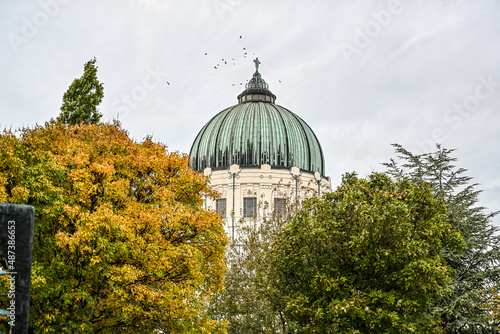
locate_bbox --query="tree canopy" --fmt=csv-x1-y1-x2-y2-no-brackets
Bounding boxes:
384,144,500,332
210,145,499,333
266,173,465,333
57,57,104,125
0,121,229,333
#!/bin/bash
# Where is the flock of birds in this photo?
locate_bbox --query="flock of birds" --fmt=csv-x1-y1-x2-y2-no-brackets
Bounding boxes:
210,37,251,68
166,35,282,87
206,36,256,86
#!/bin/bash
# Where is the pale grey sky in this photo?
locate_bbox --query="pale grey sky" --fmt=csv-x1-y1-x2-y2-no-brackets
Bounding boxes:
1,0,499,226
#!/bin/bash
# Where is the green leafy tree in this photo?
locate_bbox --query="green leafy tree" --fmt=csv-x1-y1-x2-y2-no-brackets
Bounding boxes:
384,144,500,333
266,173,464,333
57,57,104,125
0,121,228,333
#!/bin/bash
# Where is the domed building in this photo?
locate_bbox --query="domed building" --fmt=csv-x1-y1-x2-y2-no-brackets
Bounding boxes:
190,59,331,239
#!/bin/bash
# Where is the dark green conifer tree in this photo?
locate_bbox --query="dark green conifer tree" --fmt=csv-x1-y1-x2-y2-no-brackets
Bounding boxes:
384,144,500,333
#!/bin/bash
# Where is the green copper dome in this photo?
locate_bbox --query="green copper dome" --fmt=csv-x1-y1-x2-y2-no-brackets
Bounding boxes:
190,59,325,176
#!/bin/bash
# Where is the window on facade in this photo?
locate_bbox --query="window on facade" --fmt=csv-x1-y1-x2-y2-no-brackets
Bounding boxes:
274,198,286,218
243,197,257,218
216,199,227,218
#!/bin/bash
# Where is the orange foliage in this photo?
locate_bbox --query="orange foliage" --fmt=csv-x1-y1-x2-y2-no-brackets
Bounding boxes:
0,121,228,333
485,286,500,329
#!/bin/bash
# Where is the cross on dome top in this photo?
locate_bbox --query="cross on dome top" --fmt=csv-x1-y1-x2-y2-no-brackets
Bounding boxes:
254,58,261,72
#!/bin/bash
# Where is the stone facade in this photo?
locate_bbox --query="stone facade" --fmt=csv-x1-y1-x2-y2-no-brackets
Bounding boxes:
203,164,331,239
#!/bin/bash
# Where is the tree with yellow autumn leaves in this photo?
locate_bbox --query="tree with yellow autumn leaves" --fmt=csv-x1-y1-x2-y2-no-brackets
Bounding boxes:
483,285,500,330
0,121,229,333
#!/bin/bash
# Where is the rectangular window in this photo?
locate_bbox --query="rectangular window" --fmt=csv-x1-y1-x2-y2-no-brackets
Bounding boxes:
274,198,286,218
243,197,257,218
216,199,226,218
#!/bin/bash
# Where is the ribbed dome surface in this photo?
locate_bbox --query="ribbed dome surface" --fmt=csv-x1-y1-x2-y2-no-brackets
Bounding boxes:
190,58,325,176
189,101,325,175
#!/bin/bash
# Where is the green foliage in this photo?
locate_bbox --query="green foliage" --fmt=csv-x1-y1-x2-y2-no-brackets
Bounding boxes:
57,58,104,125
266,173,464,333
0,122,229,333
384,144,500,333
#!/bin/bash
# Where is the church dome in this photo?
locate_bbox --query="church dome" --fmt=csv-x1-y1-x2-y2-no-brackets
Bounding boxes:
190,59,325,176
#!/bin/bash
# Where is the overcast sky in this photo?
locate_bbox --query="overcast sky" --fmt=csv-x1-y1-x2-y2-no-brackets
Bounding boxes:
1,0,499,227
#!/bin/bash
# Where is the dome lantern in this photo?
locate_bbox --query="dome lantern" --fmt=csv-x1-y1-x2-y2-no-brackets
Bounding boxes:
237,58,276,104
